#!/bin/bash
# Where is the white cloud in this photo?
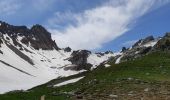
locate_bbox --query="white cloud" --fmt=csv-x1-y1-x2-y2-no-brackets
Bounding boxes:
0,0,22,15
48,0,169,50
47,11,78,29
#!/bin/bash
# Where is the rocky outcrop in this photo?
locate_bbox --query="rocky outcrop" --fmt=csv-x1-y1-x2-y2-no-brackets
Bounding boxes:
30,25,60,50
154,32,170,50
105,51,113,54
0,21,60,50
0,21,29,35
68,50,92,70
120,46,152,62
119,36,156,63
64,47,72,52
121,47,127,52
95,51,113,57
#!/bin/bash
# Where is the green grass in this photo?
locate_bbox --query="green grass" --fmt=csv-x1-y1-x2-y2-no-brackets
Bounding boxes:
1,51,170,100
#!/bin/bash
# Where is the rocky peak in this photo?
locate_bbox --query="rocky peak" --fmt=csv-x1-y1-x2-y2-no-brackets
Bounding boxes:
29,24,60,50
31,24,51,40
0,21,60,50
121,47,127,52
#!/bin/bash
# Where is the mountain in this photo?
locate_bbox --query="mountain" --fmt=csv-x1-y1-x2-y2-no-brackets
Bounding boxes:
1,21,170,100
1,32,170,100
0,21,115,93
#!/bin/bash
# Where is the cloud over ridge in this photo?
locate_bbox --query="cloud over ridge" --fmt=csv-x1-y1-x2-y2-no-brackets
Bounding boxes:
0,0,168,50
49,0,169,50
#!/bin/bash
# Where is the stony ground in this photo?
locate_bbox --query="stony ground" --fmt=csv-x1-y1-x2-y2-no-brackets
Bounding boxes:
71,78,170,100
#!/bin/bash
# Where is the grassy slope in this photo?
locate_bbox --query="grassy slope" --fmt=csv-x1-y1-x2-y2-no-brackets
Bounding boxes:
1,51,170,99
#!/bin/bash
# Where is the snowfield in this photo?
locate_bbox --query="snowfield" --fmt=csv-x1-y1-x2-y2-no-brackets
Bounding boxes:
0,34,115,94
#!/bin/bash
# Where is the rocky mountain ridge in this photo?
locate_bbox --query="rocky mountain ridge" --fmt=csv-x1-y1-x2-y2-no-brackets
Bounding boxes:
0,21,60,50
116,32,170,63
0,21,114,93
0,20,170,94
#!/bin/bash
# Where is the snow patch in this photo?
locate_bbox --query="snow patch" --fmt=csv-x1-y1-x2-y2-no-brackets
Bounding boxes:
115,55,123,64
54,76,84,87
104,64,111,68
88,53,114,69
143,40,158,47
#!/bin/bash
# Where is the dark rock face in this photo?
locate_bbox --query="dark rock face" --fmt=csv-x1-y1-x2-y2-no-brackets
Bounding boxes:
0,21,60,50
154,32,170,50
0,38,3,47
0,21,29,36
64,47,72,52
165,32,170,37
68,50,92,70
95,51,113,57
96,51,113,56
30,25,59,50
0,50,3,54
139,47,152,55
121,47,127,52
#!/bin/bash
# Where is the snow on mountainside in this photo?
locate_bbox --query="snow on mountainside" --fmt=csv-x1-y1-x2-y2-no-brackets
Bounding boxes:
0,21,115,93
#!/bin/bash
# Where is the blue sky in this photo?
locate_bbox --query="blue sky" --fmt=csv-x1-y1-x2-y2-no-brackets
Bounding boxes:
102,2,170,52
0,0,170,52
